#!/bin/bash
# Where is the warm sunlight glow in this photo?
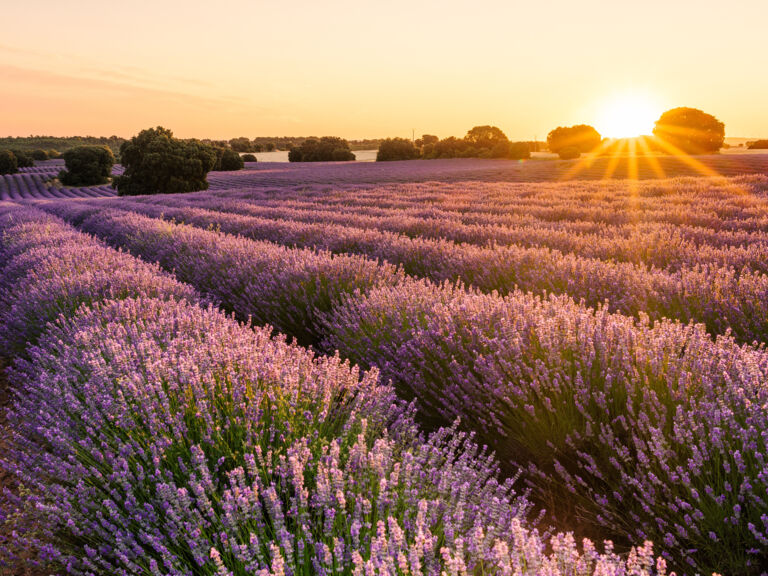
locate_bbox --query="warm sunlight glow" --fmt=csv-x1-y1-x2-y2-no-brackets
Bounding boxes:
597,95,660,138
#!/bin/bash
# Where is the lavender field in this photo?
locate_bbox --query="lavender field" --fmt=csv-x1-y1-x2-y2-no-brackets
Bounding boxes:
3,163,768,575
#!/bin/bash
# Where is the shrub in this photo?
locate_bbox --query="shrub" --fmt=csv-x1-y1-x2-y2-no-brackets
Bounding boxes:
508,141,532,159
30,149,48,161
0,207,563,576
288,137,355,162
558,146,580,159
46,149,60,159
747,139,768,150
653,107,724,154
241,153,257,162
9,149,34,168
58,146,115,186
213,147,244,171
0,150,18,175
112,126,217,196
547,125,602,153
376,137,420,161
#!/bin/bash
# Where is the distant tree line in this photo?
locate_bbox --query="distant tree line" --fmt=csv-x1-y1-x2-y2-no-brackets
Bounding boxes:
747,139,768,150
376,126,539,161
225,136,383,153
0,135,124,156
0,107,737,182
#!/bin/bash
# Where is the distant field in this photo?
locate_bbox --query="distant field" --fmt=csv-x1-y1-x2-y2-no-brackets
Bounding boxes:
2,153,768,201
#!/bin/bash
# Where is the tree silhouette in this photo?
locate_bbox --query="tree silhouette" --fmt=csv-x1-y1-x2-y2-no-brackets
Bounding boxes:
113,126,217,195
547,125,601,153
288,137,355,162
464,125,509,149
0,150,18,175
377,138,420,161
59,146,115,186
653,107,725,154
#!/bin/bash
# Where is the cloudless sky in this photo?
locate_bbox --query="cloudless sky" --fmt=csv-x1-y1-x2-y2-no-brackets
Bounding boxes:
2,0,767,139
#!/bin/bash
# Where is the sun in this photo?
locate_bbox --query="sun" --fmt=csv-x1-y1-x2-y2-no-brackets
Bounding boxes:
596,94,660,138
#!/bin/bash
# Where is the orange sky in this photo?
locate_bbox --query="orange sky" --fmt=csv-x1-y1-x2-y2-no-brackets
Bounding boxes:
2,0,767,140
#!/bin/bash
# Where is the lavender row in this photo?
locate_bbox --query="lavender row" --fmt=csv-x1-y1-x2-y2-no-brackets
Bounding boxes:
203,173,768,232
201,154,768,187
0,172,116,200
40,201,405,347
194,181,768,249
321,279,768,575
81,196,768,345
142,191,768,274
39,200,768,572
0,206,197,357
0,205,657,575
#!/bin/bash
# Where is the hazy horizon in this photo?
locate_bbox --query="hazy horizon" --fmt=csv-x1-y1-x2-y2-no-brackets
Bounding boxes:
3,0,768,140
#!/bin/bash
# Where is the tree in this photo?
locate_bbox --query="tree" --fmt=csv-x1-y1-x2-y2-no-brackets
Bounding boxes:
213,147,245,171
376,138,420,161
558,146,581,160
10,149,34,168
507,142,532,160
242,153,258,162
747,139,768,150
415,134,439,147
0,150,18,175
464,125,509,150
547,125,602,153
59,146,115,186
31,149,49,161
653,107,724,153
429,137,466,158
288,137,355,162
113,126,218,196
229,137,254,152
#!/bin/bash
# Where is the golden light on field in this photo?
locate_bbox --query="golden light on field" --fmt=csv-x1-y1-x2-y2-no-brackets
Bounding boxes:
596,94,661,138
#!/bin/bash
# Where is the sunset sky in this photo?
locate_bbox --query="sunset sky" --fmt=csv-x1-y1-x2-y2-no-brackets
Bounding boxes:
3,0,767,140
